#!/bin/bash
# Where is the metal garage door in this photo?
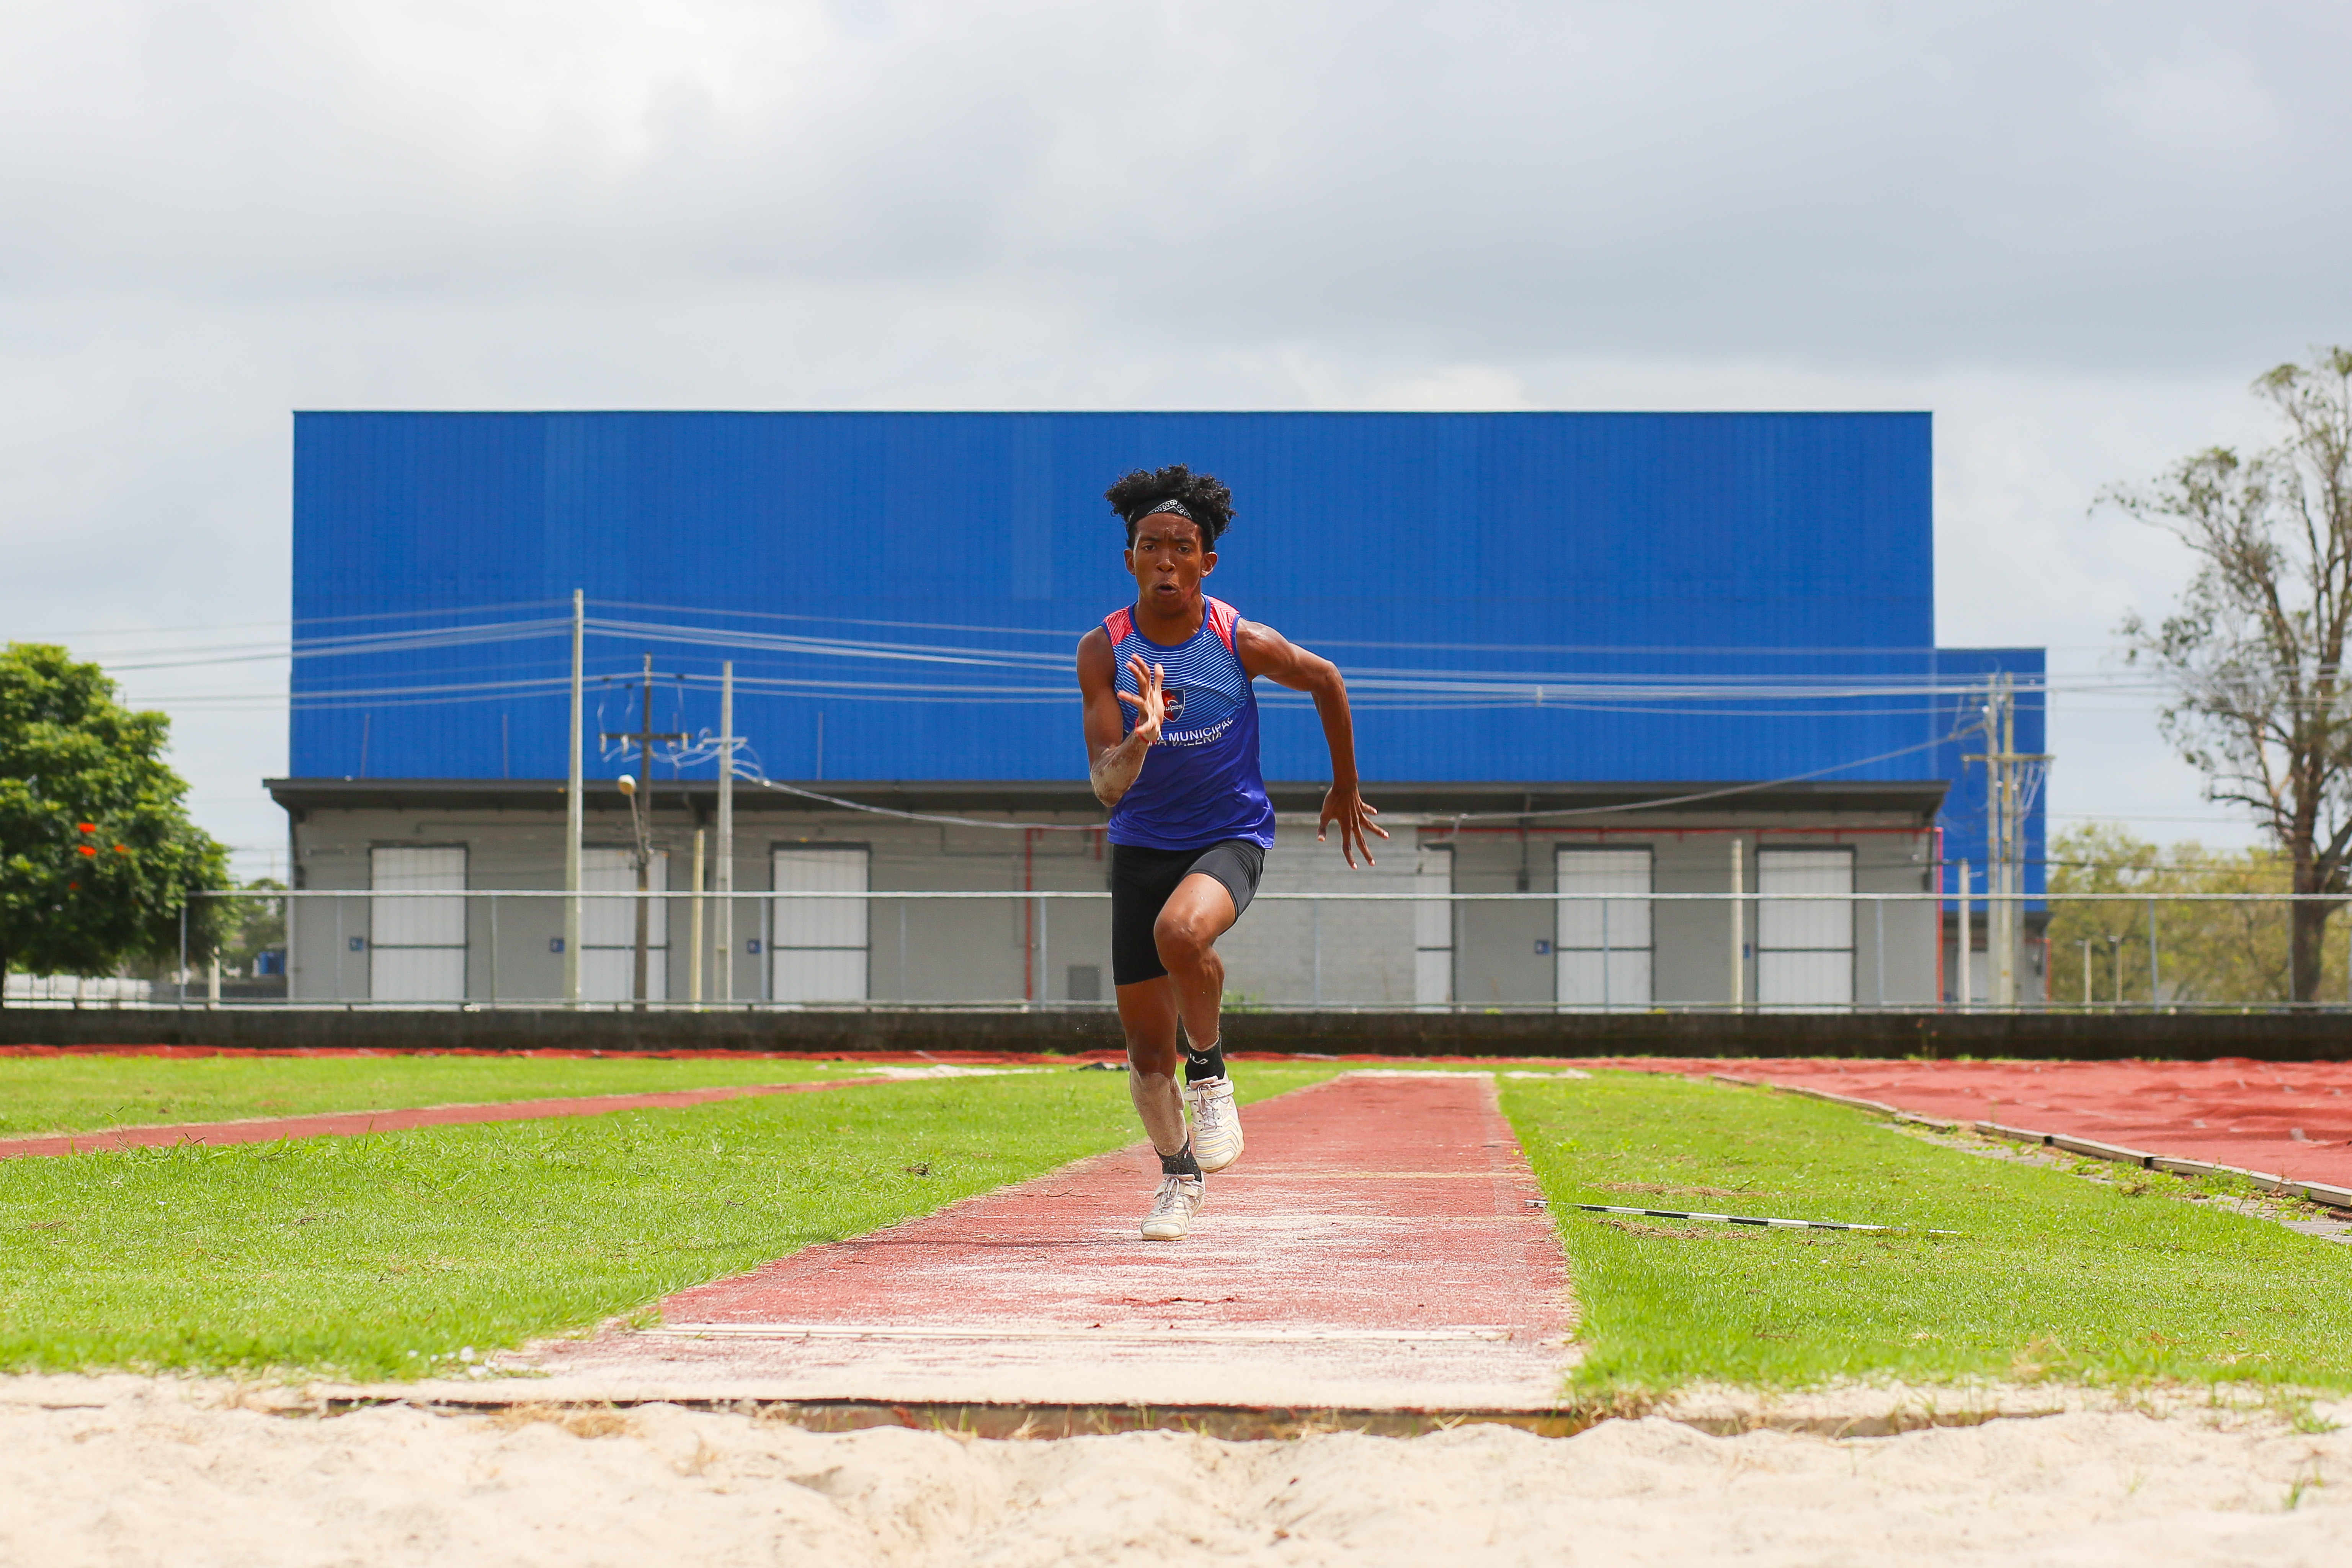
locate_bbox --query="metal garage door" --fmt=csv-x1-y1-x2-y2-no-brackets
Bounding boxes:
369,846,466,1002
1757,847,1854,1008
1557,847,1652,1009
1414,844,1454,1010
773,846,869,1002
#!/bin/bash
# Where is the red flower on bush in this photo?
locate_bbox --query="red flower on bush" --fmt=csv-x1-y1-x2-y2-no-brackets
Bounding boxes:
76,844,98,858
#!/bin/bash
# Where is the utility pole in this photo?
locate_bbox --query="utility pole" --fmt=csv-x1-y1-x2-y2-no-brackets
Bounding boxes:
565,590,584,1006
1964,674,2052,1011
688,828,706,1008
716,661,735,1005
1955,859,1971,1009
1728,837,1744,1012
602,653,685,1008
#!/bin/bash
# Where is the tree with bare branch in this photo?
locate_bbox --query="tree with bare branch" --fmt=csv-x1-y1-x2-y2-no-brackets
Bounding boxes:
2109,347,2352,1003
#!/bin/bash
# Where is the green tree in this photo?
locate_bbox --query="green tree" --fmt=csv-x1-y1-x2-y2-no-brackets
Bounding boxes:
2107,347,2352,1001
2046,822,2327,1007
0,644,227,1002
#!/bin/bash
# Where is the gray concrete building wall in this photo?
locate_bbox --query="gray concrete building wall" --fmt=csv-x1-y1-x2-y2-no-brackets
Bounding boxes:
1446,816,1939,1009
276,780,1950,1010
1214,818,1429,1009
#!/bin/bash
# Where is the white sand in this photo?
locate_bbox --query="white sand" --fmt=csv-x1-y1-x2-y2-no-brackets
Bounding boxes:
6,1376,2350,1565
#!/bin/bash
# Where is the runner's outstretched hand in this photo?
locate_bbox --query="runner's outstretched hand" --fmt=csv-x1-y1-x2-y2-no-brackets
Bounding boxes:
1118,655,1167,745
1318,783,1387,868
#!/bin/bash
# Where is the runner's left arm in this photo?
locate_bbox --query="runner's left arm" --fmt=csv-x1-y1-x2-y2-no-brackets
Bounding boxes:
1236,621,1387,867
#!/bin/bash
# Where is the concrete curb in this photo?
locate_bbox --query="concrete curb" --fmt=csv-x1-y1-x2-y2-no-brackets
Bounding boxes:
13,1006,2352,1060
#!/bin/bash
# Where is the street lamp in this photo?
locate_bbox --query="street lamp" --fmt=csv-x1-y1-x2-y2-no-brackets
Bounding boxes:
617,773,653,1010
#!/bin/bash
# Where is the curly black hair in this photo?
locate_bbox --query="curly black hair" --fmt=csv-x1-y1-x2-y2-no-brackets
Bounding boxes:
1103,464,1235,548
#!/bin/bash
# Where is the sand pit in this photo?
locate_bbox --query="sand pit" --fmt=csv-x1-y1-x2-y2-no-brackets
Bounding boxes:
7,1376,2350,1565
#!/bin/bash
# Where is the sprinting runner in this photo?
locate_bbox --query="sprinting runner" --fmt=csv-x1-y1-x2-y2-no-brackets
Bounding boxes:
1077,464,1385,1241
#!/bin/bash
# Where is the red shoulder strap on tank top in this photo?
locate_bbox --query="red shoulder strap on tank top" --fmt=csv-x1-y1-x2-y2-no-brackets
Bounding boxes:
1204,596,1239,652
1107,601,1235,649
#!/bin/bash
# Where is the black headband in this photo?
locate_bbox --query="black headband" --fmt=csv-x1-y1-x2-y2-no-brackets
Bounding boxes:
1128,497,1195,526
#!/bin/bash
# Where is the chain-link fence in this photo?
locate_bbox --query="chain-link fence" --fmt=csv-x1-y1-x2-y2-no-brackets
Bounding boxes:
13,885,2347,1014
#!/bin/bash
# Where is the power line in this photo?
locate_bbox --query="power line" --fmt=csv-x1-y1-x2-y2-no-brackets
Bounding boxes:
1425,730,1969,824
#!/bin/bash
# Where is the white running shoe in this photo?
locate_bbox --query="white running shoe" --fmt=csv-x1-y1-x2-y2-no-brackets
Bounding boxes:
1186,1076,1245,1172
1139,1175,1206,1241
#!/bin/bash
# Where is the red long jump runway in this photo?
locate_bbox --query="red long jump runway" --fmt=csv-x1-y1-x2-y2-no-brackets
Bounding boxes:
521,1071,1576,1411
0,1078,884,1160
1653,1057,2352,1187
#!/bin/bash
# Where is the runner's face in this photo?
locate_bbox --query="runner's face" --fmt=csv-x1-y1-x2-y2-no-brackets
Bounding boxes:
1125,518,1215,614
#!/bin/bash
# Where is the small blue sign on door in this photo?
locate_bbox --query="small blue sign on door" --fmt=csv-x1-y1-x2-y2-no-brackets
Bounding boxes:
1533,938,1552,956
548,937,565,953
746,938,764,954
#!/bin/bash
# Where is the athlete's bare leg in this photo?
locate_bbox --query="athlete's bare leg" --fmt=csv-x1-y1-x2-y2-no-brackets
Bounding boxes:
1154,872,1238,1057
1116,978,1188,1155
1115,873,1239,1156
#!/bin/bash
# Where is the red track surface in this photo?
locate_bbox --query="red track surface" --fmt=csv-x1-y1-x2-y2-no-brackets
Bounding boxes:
0,1078,882,1160
1637,1057,2352,1186
525,1071,1575,1410
0,1045,1089,1062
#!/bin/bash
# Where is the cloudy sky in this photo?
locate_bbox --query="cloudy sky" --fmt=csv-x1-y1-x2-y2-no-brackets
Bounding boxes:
3,0,2347,876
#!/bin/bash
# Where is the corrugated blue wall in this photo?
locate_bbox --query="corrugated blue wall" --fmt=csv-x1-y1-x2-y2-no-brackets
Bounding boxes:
289,411,2036,870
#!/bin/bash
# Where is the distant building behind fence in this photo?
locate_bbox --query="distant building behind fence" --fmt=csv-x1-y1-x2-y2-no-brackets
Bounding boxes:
270,412,2045,1009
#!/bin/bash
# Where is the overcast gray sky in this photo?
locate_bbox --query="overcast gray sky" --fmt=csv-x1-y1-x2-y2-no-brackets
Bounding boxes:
4,0,2347,875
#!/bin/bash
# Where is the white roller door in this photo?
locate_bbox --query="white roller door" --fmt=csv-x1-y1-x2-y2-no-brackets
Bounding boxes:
1557,847,1652,1009
1757,847,1854,1008
369,846,466,1002
773,846,869,1002
581,847,668,1002
1414,844,1454,1010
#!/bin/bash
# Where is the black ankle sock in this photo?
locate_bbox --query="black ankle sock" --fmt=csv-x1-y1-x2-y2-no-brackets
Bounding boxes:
1159,1143,1203,1179
1183,1040,1227,1084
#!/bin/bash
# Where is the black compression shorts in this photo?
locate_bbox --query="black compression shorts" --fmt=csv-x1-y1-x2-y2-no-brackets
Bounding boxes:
1109,840,1266,987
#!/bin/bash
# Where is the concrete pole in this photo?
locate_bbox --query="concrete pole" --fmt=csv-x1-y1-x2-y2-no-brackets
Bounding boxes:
689,827,706,1009
2008,676,2024,1007
564,589,584,1006
631,653,653,1009
1992,675,2018,1010
1956,859,1972,1010
1728,836,1744,1012
717,661,735,1004
287,818,301,1001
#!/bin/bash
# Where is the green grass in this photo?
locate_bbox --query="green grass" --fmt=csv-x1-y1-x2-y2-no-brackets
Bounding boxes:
0,1066,1334,1381
1503,1070,2352,1396
0,1054,882,1137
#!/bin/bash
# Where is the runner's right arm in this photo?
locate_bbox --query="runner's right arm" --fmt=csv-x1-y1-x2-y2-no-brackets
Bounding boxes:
1079,627,1166,808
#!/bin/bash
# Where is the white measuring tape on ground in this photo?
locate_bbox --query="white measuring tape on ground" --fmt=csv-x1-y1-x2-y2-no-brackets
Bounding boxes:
1530,1200,1957,1235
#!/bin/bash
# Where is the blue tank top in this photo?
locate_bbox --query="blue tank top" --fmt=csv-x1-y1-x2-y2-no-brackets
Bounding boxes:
1103,596,1276,851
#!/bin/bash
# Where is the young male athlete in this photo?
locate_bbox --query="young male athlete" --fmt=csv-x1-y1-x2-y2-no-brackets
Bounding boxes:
1077,464,1385,1241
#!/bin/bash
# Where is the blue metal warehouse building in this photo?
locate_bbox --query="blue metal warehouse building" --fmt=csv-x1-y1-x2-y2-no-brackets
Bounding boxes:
270,411,2045,1010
